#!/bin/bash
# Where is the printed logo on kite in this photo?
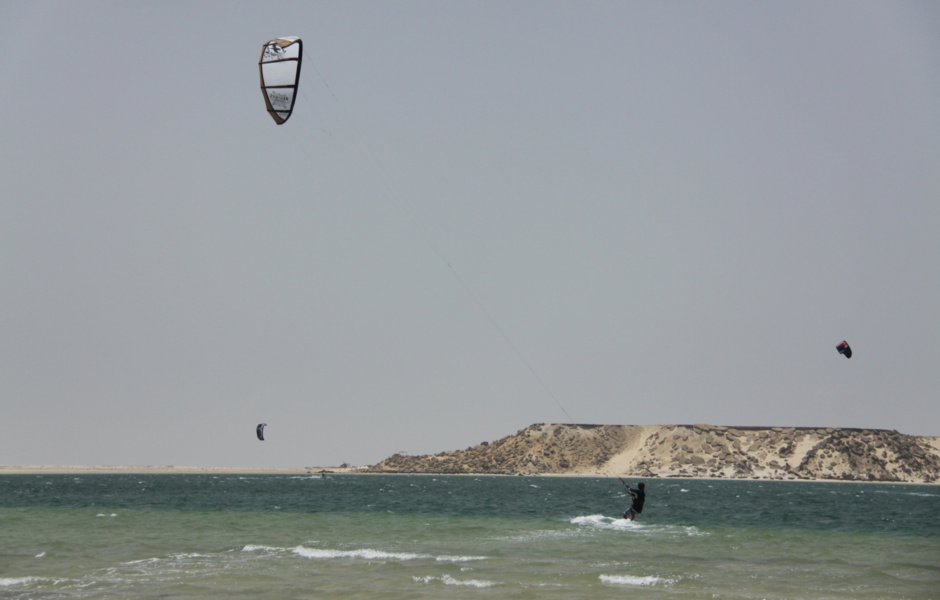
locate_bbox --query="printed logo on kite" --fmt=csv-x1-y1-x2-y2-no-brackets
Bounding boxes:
259,37,302,125
262,42,287,61
836,341,852,359
257,423,267,441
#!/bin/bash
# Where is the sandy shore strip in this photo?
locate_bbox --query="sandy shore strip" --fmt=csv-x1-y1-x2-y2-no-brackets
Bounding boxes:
0,465,363,475
2,465,937,484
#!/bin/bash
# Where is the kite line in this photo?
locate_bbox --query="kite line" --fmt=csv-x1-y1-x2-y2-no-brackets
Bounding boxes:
294,47,574,423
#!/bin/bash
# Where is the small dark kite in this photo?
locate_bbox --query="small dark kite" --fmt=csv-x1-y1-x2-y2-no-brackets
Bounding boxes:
836,341,852,359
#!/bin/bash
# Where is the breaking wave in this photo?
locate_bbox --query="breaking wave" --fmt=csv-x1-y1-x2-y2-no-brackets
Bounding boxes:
600,574,675,586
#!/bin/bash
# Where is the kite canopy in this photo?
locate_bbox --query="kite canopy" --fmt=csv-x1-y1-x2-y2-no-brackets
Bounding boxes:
836,341,852,359
256,423,267,441
259,37,302,124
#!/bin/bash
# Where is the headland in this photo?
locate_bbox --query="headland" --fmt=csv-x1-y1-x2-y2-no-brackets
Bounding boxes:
367,424,940,483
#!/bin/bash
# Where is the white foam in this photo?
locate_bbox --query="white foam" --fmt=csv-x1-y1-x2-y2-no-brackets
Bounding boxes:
436,554,487,562
571,514,642,530
292,546,425,561
96,513,118,518
170,552,212,560
413,574,495,588
35,552,46,558
600,574,672,586
570,514,612,525
288,544,484,563
0,577,43,587
242,544,282,553
123,557,161,565
572,514,706,538
442,574,495,588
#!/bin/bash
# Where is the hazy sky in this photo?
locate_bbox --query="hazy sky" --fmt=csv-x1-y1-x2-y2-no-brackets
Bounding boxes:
3,1,938,468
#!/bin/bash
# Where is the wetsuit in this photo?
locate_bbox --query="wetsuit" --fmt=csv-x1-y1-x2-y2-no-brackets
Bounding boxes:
623,487,645,518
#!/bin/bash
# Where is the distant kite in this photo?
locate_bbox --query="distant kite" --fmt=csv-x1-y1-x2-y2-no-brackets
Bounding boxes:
836,341,852,359
256,423,267,441
259,37,302,125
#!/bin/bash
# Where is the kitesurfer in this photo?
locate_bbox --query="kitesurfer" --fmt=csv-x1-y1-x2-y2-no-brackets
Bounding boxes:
622,481,645,521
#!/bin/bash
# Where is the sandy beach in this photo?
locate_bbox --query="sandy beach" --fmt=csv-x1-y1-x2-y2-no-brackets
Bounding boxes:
0,465,363,475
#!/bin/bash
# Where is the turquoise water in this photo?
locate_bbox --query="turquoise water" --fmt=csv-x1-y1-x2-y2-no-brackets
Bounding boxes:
1,475,937,599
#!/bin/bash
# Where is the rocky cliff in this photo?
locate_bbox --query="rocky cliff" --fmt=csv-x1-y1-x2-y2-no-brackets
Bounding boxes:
366,424,940,483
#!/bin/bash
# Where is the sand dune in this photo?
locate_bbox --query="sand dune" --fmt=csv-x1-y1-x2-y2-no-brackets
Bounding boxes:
368,423,940,483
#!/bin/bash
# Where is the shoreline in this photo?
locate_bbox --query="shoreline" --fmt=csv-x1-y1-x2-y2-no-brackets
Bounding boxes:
2,465,937,484
6,424,938,483
0,465,363,475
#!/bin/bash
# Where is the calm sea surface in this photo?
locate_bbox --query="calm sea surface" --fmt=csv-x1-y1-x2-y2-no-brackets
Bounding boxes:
1,474,937,599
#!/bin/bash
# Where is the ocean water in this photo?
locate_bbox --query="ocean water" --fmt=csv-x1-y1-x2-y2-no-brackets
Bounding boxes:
1,475,937,599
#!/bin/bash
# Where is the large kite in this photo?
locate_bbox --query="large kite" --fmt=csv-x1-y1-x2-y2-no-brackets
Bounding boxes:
259,37,303,124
